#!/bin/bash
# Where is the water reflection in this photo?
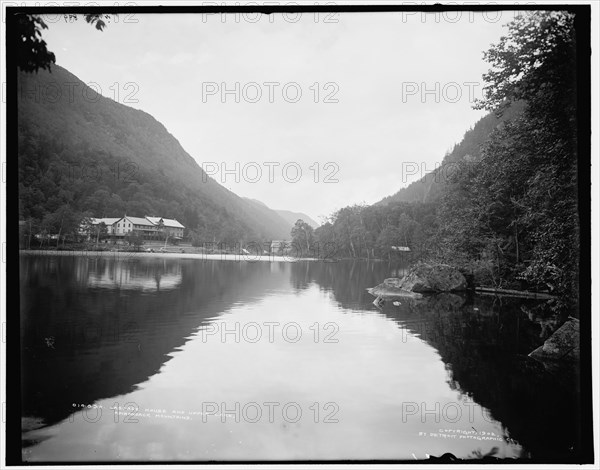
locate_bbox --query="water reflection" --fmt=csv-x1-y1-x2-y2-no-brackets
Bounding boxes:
20,256,290,430
87,260,183,291
290,261,581,461
20,256,581,462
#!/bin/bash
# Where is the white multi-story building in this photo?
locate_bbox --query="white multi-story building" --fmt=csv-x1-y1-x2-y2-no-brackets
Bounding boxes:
88,217,121,235
145,217,185,239
83,215,186,239
114,216,158,237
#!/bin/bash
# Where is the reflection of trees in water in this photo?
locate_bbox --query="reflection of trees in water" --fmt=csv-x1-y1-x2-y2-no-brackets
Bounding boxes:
20,257,290,431
406,301,581,462
290,259,401,309
292,260,582,462
20,258,585,461
414,304,579,458
398,301,581,462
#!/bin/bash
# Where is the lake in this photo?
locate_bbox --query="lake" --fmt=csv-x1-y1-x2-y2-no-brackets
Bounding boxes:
19,255,580,462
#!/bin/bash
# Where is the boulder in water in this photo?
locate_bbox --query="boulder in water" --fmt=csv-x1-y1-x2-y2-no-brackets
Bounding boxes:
397,263,467,293
529,317,579,363
367,278,424,300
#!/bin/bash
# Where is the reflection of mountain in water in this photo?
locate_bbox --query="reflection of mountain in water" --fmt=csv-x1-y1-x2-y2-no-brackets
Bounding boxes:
291,261,584,462
21,257,586,461
20,256,291,431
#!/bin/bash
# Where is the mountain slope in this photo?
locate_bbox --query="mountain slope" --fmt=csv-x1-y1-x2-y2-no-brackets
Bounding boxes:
17,65,289,241
274,209,319,229
377,102,525,205
241,198,319,237
241,198,293,239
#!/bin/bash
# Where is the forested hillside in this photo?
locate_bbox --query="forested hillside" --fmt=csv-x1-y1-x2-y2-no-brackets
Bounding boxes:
18,65,291,243
313,12,581,304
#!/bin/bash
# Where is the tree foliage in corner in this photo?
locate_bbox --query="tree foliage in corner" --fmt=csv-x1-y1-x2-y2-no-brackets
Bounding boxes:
15,15,55,73
15,13,110,73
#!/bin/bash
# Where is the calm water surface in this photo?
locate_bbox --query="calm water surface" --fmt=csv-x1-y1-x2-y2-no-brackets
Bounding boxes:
20,255,580,461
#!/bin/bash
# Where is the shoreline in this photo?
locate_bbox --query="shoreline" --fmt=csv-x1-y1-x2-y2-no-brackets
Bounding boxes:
18,249,324,263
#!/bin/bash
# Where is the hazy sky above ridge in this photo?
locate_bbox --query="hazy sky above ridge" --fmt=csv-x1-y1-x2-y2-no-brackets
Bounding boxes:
42,9,516,222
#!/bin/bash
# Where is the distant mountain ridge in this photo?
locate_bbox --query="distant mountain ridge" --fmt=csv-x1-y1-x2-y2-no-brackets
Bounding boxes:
242,198,319,235
240,198,294,238
274,209,319,229
17,64,291,241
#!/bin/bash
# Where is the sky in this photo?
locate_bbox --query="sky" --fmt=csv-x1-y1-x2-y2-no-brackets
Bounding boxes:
41,9,516,223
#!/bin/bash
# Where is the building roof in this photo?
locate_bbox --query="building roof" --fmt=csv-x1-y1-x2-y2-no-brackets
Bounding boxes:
145,216,185,229
123,216,156,226
90,218,121,226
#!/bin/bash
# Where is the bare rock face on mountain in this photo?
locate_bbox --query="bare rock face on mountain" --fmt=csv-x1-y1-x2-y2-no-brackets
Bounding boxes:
398,263,467,293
